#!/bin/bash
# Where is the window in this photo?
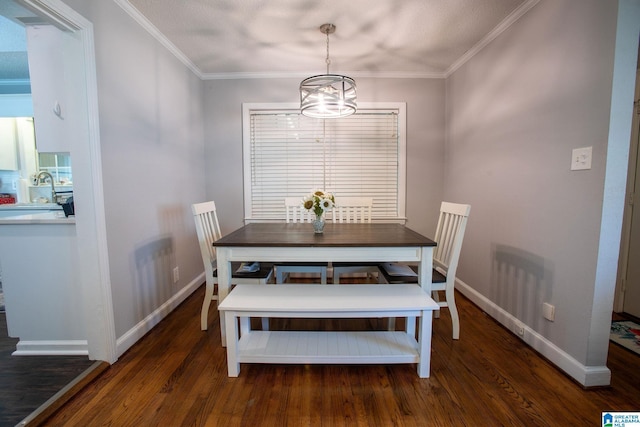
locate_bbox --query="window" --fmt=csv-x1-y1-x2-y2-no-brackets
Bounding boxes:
243,103,406,222
38,152,73,184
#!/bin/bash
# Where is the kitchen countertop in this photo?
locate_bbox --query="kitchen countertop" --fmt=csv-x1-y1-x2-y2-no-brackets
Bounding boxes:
0,203,62,211
0,211,75,224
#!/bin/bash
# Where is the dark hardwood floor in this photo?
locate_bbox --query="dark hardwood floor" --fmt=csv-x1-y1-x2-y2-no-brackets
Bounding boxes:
0,313,95,427
39,282,640,426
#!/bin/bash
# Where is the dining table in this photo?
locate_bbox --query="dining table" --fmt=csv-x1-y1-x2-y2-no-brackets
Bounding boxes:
214,222,437,346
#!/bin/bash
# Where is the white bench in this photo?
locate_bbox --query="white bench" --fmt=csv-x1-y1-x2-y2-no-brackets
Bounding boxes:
218,284,440,377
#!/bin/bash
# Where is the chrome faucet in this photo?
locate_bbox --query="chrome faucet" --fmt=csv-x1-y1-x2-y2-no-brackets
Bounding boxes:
35,171,56,203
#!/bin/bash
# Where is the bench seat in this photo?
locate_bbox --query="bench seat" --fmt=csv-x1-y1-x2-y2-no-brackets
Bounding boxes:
218,284,439,377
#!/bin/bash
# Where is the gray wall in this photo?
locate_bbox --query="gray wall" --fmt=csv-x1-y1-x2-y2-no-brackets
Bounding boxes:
62,0,206,342
54,0,639,384
203,77,446,237
445,0,626,370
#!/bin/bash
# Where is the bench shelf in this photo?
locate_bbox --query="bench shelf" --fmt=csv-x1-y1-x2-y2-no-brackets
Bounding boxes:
237,330,420,364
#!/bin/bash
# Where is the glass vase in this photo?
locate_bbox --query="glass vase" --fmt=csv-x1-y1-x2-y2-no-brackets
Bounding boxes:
313,214,325,234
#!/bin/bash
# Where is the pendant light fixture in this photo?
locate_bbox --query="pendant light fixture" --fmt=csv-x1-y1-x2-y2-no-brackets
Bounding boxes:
300,23,357,119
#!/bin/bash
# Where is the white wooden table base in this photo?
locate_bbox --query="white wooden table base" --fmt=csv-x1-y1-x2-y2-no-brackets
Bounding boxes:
213,223,436,347
219,284,439,378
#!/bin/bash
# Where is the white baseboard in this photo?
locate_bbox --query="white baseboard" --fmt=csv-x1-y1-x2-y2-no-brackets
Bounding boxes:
116,273,204,358
455,278,611,387
112,272,612,386
13,340,89,356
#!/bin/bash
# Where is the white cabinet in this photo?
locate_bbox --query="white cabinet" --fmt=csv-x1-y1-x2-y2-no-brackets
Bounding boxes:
26,25,81,153
0,118,19,170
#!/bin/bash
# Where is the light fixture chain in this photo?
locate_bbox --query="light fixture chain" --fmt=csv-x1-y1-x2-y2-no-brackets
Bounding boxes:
325,30,331,74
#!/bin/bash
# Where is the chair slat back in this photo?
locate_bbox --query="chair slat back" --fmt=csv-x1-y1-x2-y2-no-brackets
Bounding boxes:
284,197,316,223
332,197,373,223
192,201,223,271
433,202,471,275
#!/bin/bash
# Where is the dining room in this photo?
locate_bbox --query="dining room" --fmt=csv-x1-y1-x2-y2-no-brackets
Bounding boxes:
1,0,639,424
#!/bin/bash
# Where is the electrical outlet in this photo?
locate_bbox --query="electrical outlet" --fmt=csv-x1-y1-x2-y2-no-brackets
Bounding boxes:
173,267,180,283
543,302,555,321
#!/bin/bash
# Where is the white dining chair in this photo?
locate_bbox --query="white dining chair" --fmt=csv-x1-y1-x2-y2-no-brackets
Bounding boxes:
275,197,328,284
284,196,317,223
331,197,372,224
192,201,274,330
331,197,382,284
379,201,471,339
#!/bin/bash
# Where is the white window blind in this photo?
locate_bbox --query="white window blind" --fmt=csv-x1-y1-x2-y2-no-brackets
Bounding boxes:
243,103,406,222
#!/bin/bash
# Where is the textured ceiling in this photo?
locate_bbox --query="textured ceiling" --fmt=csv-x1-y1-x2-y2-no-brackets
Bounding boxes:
0,0,538,83
125,0,532,78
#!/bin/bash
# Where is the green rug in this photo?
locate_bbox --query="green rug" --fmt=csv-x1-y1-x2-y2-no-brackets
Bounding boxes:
610,321,640,355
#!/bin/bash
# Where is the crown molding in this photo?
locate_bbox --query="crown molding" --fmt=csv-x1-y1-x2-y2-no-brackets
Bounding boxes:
200,70,446,80
445,0,540,77
114,0,204,79
118,0,538,82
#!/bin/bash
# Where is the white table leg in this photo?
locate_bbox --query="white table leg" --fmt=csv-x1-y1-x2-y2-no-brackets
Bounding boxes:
217,248,232,347
418,247,433,292
417,309,433,378
406,316,416,337
225,311,240,377
419,247,437,321
240,316,250,337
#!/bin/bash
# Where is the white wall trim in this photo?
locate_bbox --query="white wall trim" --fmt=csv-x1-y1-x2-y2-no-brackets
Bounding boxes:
445,0,541,77
615,68,640,312
116,273,204,357
113,0,202,79
75,12,118,365
594,0,640,362
13,340,89,356
23,0,117,364
200,70,447,80
455,278,611,387
17,0,81,31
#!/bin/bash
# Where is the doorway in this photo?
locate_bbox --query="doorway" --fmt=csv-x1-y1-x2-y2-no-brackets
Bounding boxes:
0,0,114,423
617,64,640,319
0,0,115,361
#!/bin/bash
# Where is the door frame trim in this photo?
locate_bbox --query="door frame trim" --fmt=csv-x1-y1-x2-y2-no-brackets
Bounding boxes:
615,68,640,313
21,0,117,363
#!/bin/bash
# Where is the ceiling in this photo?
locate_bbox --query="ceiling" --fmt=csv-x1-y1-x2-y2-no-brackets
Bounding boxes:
0,0,538,83
125,0,534,78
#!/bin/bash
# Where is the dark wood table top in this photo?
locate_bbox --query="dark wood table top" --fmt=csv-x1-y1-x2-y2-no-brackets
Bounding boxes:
214,223,436,248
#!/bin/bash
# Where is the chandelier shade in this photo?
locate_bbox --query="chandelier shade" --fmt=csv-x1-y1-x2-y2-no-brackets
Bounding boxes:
300,74,357,118
300,24,357,119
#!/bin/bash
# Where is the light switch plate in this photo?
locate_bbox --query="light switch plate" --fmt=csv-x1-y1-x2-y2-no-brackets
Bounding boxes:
571,147,592,171
543,302,555,321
